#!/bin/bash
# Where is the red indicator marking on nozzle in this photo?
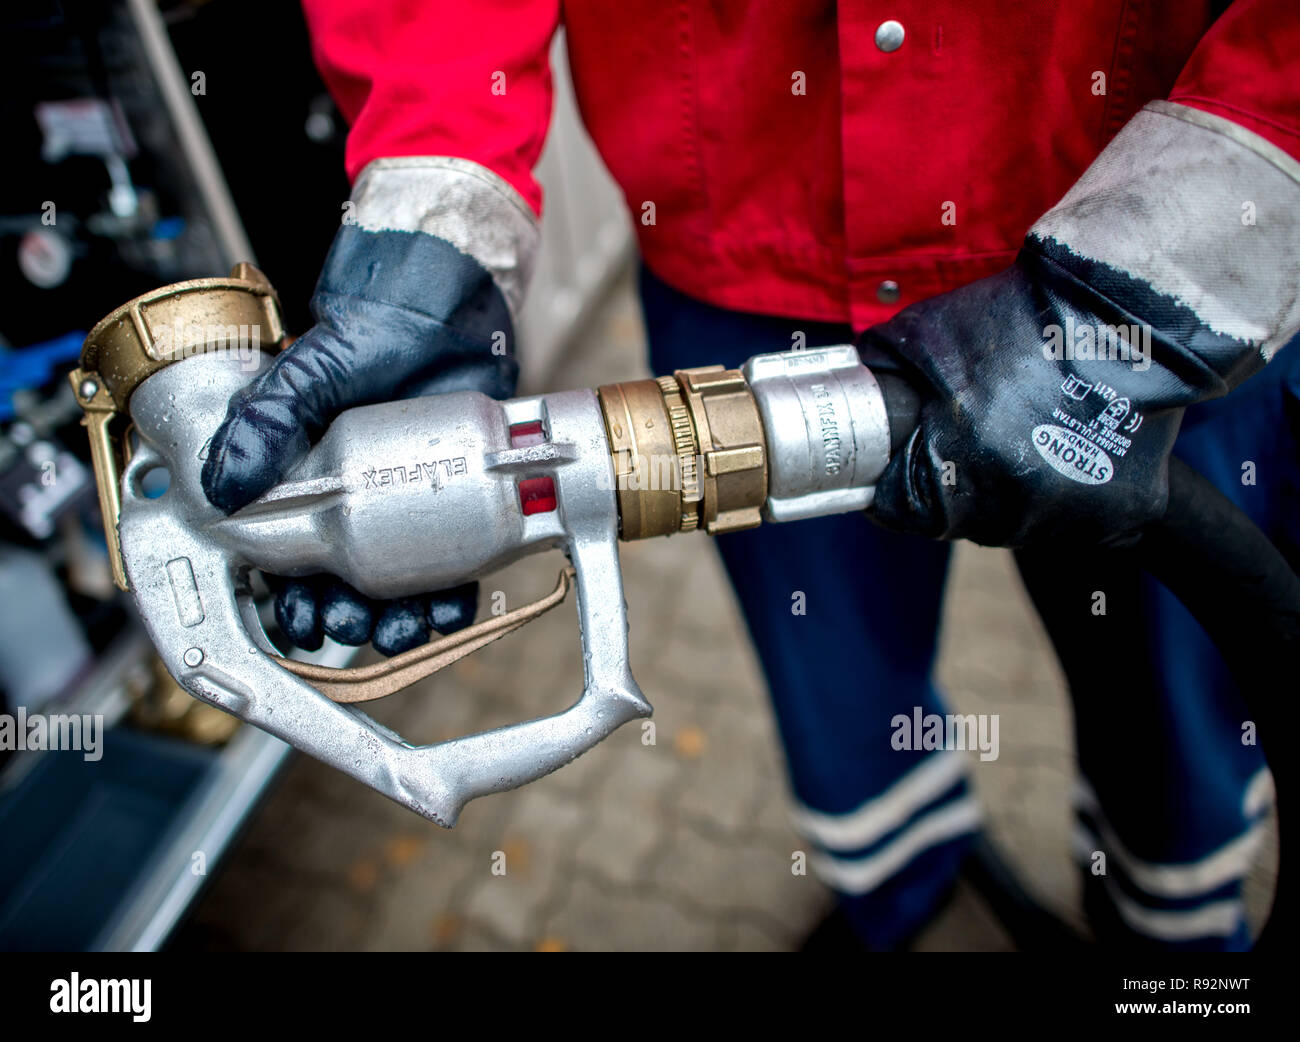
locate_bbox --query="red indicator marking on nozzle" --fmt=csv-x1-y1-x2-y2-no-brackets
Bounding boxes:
510,421,546,447
518,476,557,515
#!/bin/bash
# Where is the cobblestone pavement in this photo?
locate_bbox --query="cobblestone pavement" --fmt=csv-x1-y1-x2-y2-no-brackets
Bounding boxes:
175,269,1275,952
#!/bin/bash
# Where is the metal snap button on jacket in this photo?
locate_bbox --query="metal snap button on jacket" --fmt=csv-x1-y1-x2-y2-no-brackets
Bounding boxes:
875,20,905,52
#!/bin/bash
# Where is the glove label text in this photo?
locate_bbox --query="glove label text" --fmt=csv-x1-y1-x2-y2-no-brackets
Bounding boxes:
1031,423,1113,485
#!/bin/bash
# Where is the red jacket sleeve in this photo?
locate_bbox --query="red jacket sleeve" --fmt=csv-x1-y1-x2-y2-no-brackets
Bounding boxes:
1168,0,1300,160
301,0,560,214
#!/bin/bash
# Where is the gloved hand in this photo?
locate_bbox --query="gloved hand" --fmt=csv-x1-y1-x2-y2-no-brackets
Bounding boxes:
857,249,1247,547
860,102,1298,548
202,158,538,655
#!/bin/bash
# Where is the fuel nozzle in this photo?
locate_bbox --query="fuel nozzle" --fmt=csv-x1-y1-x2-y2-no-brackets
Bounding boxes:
69,268,898,824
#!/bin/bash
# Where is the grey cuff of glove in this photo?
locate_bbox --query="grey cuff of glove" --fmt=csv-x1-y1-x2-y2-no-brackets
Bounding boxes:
1030,101,1300,362
349,156,541,322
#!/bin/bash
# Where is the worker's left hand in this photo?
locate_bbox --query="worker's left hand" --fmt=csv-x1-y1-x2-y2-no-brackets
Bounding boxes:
858,234,1261,547
202,157,538,656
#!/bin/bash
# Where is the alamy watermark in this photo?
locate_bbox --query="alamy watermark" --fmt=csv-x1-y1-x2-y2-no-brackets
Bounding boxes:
891,707,999,762
150,320,264,372
50,974,150,1022
599,449,702,493
1043,316,1151,371
0,709,103,761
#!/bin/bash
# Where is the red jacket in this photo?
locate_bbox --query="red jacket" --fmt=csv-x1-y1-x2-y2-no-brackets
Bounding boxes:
303,0,1300,330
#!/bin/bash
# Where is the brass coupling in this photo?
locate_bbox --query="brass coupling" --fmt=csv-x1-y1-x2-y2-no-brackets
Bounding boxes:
597,365,767,541
70,262,286,590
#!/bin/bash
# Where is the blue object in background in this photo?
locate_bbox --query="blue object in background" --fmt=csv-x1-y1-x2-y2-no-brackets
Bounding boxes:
0,331,86,422
151,216,186,241
0,728,214,951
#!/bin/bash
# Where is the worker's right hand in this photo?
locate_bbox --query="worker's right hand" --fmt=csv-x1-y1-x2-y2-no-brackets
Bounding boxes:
200,157,539,656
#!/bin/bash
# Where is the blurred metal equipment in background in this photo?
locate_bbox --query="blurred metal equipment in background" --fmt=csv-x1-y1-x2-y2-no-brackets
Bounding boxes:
0,0,633,951
0,0,354,953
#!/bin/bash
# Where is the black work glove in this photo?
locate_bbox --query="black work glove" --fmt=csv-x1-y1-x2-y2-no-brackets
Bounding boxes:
858,237,1265,548
854,96,1300,547
202,185,526,655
